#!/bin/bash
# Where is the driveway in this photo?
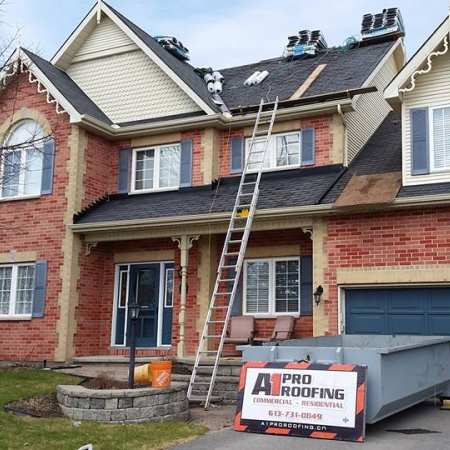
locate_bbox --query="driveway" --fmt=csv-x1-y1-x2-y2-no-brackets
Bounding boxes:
175,399,450,450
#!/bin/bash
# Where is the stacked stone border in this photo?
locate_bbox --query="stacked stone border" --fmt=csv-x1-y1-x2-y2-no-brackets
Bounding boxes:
56,382,189,423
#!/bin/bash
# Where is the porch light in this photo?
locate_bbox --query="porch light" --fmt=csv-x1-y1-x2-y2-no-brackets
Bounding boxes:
128,302,141,320
128,301,140,388
314,285,324,306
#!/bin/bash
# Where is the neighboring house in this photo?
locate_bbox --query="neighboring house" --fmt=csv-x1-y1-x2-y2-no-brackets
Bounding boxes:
4,0,438,364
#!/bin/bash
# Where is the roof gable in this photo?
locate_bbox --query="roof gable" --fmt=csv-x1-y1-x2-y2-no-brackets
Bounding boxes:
52,1,218,115
385,17,449,101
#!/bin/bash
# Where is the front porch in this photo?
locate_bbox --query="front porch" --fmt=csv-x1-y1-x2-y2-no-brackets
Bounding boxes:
72,215,323,361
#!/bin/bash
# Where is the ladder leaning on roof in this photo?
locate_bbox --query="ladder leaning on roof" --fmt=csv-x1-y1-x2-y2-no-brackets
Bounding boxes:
187,97,279,409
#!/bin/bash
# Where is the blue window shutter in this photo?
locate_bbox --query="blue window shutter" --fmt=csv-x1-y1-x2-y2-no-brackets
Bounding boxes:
230,136,244,174
301,128,315,166
411,108,430,175
300,255,313,316
32,261,47,318
229,259,243,316
179,139,193,187
41,139,55,195
117,147,131,193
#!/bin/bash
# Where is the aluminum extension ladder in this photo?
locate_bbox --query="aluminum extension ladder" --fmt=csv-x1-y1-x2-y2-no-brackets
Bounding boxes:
187,97,279,408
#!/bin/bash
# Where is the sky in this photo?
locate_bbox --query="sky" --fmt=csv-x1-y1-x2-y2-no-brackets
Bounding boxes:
0,0,449,69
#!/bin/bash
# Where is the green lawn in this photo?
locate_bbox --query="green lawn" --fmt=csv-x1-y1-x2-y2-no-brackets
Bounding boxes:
0,369,207,450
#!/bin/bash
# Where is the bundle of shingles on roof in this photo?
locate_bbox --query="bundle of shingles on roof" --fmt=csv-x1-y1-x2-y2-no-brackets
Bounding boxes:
283,30,328,59
361,8,405,40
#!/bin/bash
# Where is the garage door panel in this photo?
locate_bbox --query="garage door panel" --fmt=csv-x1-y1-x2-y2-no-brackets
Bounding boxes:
388,289,425,312
428,315,450,335
428,289,450,312
346,290,387,312
347,314,386,335
388,315,426,335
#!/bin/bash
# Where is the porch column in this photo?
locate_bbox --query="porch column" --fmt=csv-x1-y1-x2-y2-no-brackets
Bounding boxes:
172,235,199,358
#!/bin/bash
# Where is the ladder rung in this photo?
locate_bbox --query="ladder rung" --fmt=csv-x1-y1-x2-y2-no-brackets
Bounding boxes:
242,182,257,186
199,350,219,353
208,320,226,324
221,265,236,269
211,305,229,309
229,240,242,244
239,193,254,197
204,335,222,338
255,131,269,136
218,279,235,283
223,252,239,256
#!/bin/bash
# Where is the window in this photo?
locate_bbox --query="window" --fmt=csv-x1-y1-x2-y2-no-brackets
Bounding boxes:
165,268,174,308
246,132,301,171
431,107,450,171
1,120,45,199
244,258,300,316
0,263,35,318
132,144,181,192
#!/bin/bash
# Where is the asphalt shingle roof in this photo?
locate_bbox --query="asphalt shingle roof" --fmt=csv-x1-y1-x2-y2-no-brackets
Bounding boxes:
74,165,342,224
23,49,112,125
219,40,396,109
321,111,450,204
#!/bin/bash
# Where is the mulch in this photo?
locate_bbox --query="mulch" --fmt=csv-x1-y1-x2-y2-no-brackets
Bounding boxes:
5,393,64,418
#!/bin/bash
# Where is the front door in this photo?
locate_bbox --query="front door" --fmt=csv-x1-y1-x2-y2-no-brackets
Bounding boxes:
127,264,160,347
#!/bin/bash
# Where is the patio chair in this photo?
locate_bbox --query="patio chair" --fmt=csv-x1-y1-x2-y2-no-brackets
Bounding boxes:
224,316,255,346
253,316,295,344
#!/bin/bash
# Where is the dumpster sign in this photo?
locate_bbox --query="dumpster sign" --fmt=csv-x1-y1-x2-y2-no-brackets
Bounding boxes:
234,362,367,442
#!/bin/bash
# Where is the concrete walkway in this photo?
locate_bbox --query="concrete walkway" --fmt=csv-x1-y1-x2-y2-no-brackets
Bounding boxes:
174,399,450,450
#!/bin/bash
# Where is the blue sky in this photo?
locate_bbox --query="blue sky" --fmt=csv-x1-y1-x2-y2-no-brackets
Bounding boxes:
1,1,448,68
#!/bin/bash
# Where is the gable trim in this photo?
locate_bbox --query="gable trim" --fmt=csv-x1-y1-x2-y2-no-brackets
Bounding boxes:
51,2,215,116
1,48,82,121
385,17,449,100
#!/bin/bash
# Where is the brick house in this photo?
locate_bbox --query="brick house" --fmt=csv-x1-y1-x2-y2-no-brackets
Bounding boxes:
0,2,447,365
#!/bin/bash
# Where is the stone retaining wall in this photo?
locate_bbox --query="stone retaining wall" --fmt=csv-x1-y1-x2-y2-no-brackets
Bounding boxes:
57,382,189,423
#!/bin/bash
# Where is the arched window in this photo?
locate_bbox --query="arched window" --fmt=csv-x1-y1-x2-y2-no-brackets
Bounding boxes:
1,120,45,198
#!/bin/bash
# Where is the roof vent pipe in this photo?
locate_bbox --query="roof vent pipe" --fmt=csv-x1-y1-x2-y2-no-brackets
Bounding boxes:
212,71,224,82
244,71,260,86
204,73,215,84
253,70,269,85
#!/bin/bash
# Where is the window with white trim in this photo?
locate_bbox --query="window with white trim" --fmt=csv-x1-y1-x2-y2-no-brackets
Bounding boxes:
244,258,300,316
0,263,35,318
132,144,180,192
431,107,450,171
246,132,300,171
1,120,45,199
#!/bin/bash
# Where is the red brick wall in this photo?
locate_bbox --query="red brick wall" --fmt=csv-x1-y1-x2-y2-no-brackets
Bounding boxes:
0,74,72,361
323,208,450,335
181,129,204,187
218,116,333,178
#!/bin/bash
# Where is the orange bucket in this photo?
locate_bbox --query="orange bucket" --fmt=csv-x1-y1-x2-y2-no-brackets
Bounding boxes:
134,363,152,384
150,361,172,388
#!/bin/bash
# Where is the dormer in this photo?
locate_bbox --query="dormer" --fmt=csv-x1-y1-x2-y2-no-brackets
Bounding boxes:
385,17,450,186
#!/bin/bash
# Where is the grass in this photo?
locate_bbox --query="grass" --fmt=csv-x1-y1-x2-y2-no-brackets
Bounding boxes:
0,369,208,450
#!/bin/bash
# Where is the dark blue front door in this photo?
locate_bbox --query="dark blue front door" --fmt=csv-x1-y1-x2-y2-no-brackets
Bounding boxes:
346,288,450,336
128,264,160,347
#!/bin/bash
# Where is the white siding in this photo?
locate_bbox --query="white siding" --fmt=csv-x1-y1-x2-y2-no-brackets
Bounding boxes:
67,50,202,124
346,55,398,163
72,17,138,62
403,48,450,186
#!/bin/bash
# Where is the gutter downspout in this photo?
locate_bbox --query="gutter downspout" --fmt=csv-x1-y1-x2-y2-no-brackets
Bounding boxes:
337,104,349,166
172,235,199,358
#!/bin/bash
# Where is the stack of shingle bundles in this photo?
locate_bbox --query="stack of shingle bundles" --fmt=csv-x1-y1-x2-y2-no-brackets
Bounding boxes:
361,13,374,35
309,30,328,50
284,35,300,56
154,35,190,61
384,7,405,32
298,30,311,45
372,12,385,29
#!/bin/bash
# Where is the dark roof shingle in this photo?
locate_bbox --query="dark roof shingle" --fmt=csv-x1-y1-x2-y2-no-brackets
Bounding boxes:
219,40,397,109
75,166,342,225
